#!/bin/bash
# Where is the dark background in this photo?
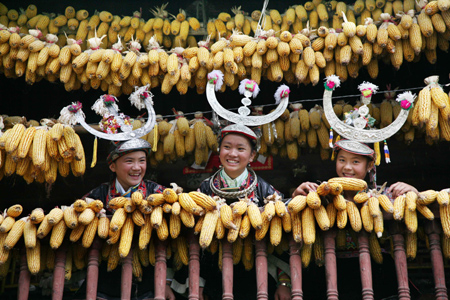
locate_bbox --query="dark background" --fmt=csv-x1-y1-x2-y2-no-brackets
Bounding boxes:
0,0,450,213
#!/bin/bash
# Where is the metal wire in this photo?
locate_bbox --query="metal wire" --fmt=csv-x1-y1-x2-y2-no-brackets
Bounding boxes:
80,85,426,126
159,85,425,119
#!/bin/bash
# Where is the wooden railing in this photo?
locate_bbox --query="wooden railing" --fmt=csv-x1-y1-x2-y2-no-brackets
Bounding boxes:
12,219,449,300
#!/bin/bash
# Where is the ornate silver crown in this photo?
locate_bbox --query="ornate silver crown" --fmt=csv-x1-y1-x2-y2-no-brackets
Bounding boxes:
206,70,290,131
58,85,156,141
323,76,414,143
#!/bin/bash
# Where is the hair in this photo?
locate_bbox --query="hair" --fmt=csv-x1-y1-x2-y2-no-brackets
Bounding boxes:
219,132,257,153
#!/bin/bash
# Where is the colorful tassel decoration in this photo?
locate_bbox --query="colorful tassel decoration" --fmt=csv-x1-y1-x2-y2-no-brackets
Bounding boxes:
384,140,391,163
374,142,381,166
331,135,341,161
329,128,334,148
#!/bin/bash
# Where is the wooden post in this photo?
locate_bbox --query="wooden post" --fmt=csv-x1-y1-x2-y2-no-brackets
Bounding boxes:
358,231,374,300
289,237,303,300
188,232,200,300
18,248,30,300
121,249,133,300
324,230,338,300
86,238,102,300
222,241,233,300
255,239,268,300
52,244,67,300
390,222,410,300
154,240,167,300
425,220,448,300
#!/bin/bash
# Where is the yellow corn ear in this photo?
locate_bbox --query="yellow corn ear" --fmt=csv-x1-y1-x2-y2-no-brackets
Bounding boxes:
200,210,220,249
180,209,195,228
110,208,127,232
98,214,110,239
378,195,394,213
24,220,37,249
118,216,134,258
346,201,362,232
26,239,40,275
328,177,367,191
4,219,25,250
288,195,307,213
416,204,434,220
247,203,263,230
82,215,99,248
254,211,270,241
50,219,67,249
333,195,347,211
302,207,315,245
63,206,78,229
220,204,237,230
369,232,383,264
30,208,45,225
47,207,64,225
269,216,283,246
32,128,47,171
361,204,374,232
314,205,331,231
306,191,321,209
405,208,418,233
156,218,169,241
37,215,52,239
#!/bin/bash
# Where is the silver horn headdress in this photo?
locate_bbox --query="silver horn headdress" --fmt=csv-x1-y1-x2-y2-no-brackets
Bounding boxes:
58,85,156,141
206,70,290,134
323,75,415,163
58,85,157,167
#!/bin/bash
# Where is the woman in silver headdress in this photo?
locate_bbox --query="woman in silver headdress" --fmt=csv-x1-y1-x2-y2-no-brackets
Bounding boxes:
198,125,291,300
199,124,283,203
74,139,176,300
292,139,418,299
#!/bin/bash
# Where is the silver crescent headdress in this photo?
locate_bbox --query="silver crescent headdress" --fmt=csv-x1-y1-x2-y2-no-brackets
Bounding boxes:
323,75,413,143
323,75,415,163
206,70,290,137
58,85,156,141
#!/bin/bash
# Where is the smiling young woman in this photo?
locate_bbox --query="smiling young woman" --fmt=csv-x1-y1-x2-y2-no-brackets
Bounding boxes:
198,125,282,204
108,150,148,191
73,139,176,300
194,125,290,300
292,139,418,299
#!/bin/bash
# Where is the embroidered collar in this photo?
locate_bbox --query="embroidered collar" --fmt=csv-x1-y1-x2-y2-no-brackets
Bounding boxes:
219,168,249,188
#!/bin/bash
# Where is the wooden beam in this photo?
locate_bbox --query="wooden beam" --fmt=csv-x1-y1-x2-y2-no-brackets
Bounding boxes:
425,220,448,300
255,239,268,300
188,232,200,300
324,230,338,300
390,222,410,300
358,232,374,300
222,241,233,300
17,248,30,300
289,237,303,300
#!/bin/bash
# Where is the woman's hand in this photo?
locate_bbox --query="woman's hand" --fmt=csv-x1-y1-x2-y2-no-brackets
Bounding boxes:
275,284,291,300
387,182,418,198
165,285,176,300
292,182,319,197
